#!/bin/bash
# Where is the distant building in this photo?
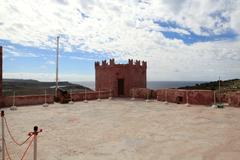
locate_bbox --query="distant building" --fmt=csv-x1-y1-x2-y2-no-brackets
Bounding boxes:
95,59,147,97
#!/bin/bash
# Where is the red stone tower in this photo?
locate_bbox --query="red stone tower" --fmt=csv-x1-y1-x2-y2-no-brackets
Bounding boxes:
0,46,3,106
95,59,147,97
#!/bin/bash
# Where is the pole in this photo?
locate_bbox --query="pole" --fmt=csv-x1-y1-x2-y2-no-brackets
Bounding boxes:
185,90,190,106
132,88,134,99
33,126,38,160
13,91,15,106
1,111,5,160
43,89,48,107
131,88,135,100
84,89,88,103
164,89,168,104
44,89,47,104
108,88,112,100
69,89,74,104
98,89,100,99
218,76,221,104
165,90,167,101
145,89,150,102
214,91,216,104
55,36,60,97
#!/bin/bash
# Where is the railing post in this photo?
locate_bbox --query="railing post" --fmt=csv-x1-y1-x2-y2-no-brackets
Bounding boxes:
84,89,88,103
185,90,190,107
69,89,74,104
10,91,17,110
1,110,5,160
145,90,150,102
97,89,101,101
33,126,38,160
43,89,49,107
155,95,159,102
131,88,135,101
164,89,168,104
108,89,112,100
212,91,217,108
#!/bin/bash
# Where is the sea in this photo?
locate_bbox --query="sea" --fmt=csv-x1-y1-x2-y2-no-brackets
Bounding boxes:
74,81,206,90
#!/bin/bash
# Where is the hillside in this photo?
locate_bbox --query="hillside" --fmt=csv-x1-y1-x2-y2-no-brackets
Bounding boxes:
3,79,93,96
179,79,240,91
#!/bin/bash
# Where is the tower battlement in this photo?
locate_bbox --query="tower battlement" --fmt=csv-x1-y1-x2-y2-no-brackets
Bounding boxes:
95,59,147,68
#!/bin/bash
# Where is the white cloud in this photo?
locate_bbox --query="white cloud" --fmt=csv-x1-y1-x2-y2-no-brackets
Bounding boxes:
4,48,39,58
69,56,96,61
0,0,239,81
46,60,55,65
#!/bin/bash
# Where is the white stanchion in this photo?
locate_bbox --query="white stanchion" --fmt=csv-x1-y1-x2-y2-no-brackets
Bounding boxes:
164,89,168,104
131,88,135,101
211,91,217,108
185,90,190,107
43,89,49,107
84,89,88,103
97,89,101,102
69,89,74,104
155,96,159,102
108,89,112,100
145,90,150,102
10,91,17,110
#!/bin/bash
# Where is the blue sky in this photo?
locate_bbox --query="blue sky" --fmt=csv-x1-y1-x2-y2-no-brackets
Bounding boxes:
0,0,240,82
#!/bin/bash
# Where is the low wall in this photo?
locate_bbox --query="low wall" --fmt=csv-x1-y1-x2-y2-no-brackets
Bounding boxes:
156,89,214,106
216,92,229,103
129,88,154,99
72,90,111,101
228,92,240,107
187,90,214,105
0,90,112,107
3,95,54,107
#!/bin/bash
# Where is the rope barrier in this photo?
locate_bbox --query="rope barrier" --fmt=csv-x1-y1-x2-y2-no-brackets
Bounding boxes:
4,138,12,160
4,117,33,146
4,135,35,160
20,137,34,160
1,111,43,160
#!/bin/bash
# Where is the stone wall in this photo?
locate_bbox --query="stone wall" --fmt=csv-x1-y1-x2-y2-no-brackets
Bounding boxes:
129,88,154,99
228,92,240,107
156,89,214,105
187,90,214,105
3,95,54,107
216,92,229,103
95,59,146,97
130,88,215,105
71,90,111,101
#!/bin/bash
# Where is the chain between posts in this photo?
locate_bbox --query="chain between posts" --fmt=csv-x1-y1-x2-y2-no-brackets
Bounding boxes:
1,110,43,160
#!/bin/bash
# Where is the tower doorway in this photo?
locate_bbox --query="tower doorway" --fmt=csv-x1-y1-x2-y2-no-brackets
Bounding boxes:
118,79,124,96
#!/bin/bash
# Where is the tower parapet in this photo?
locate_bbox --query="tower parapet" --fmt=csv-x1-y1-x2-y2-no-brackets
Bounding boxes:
110,59,115,65
95,59,147,68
